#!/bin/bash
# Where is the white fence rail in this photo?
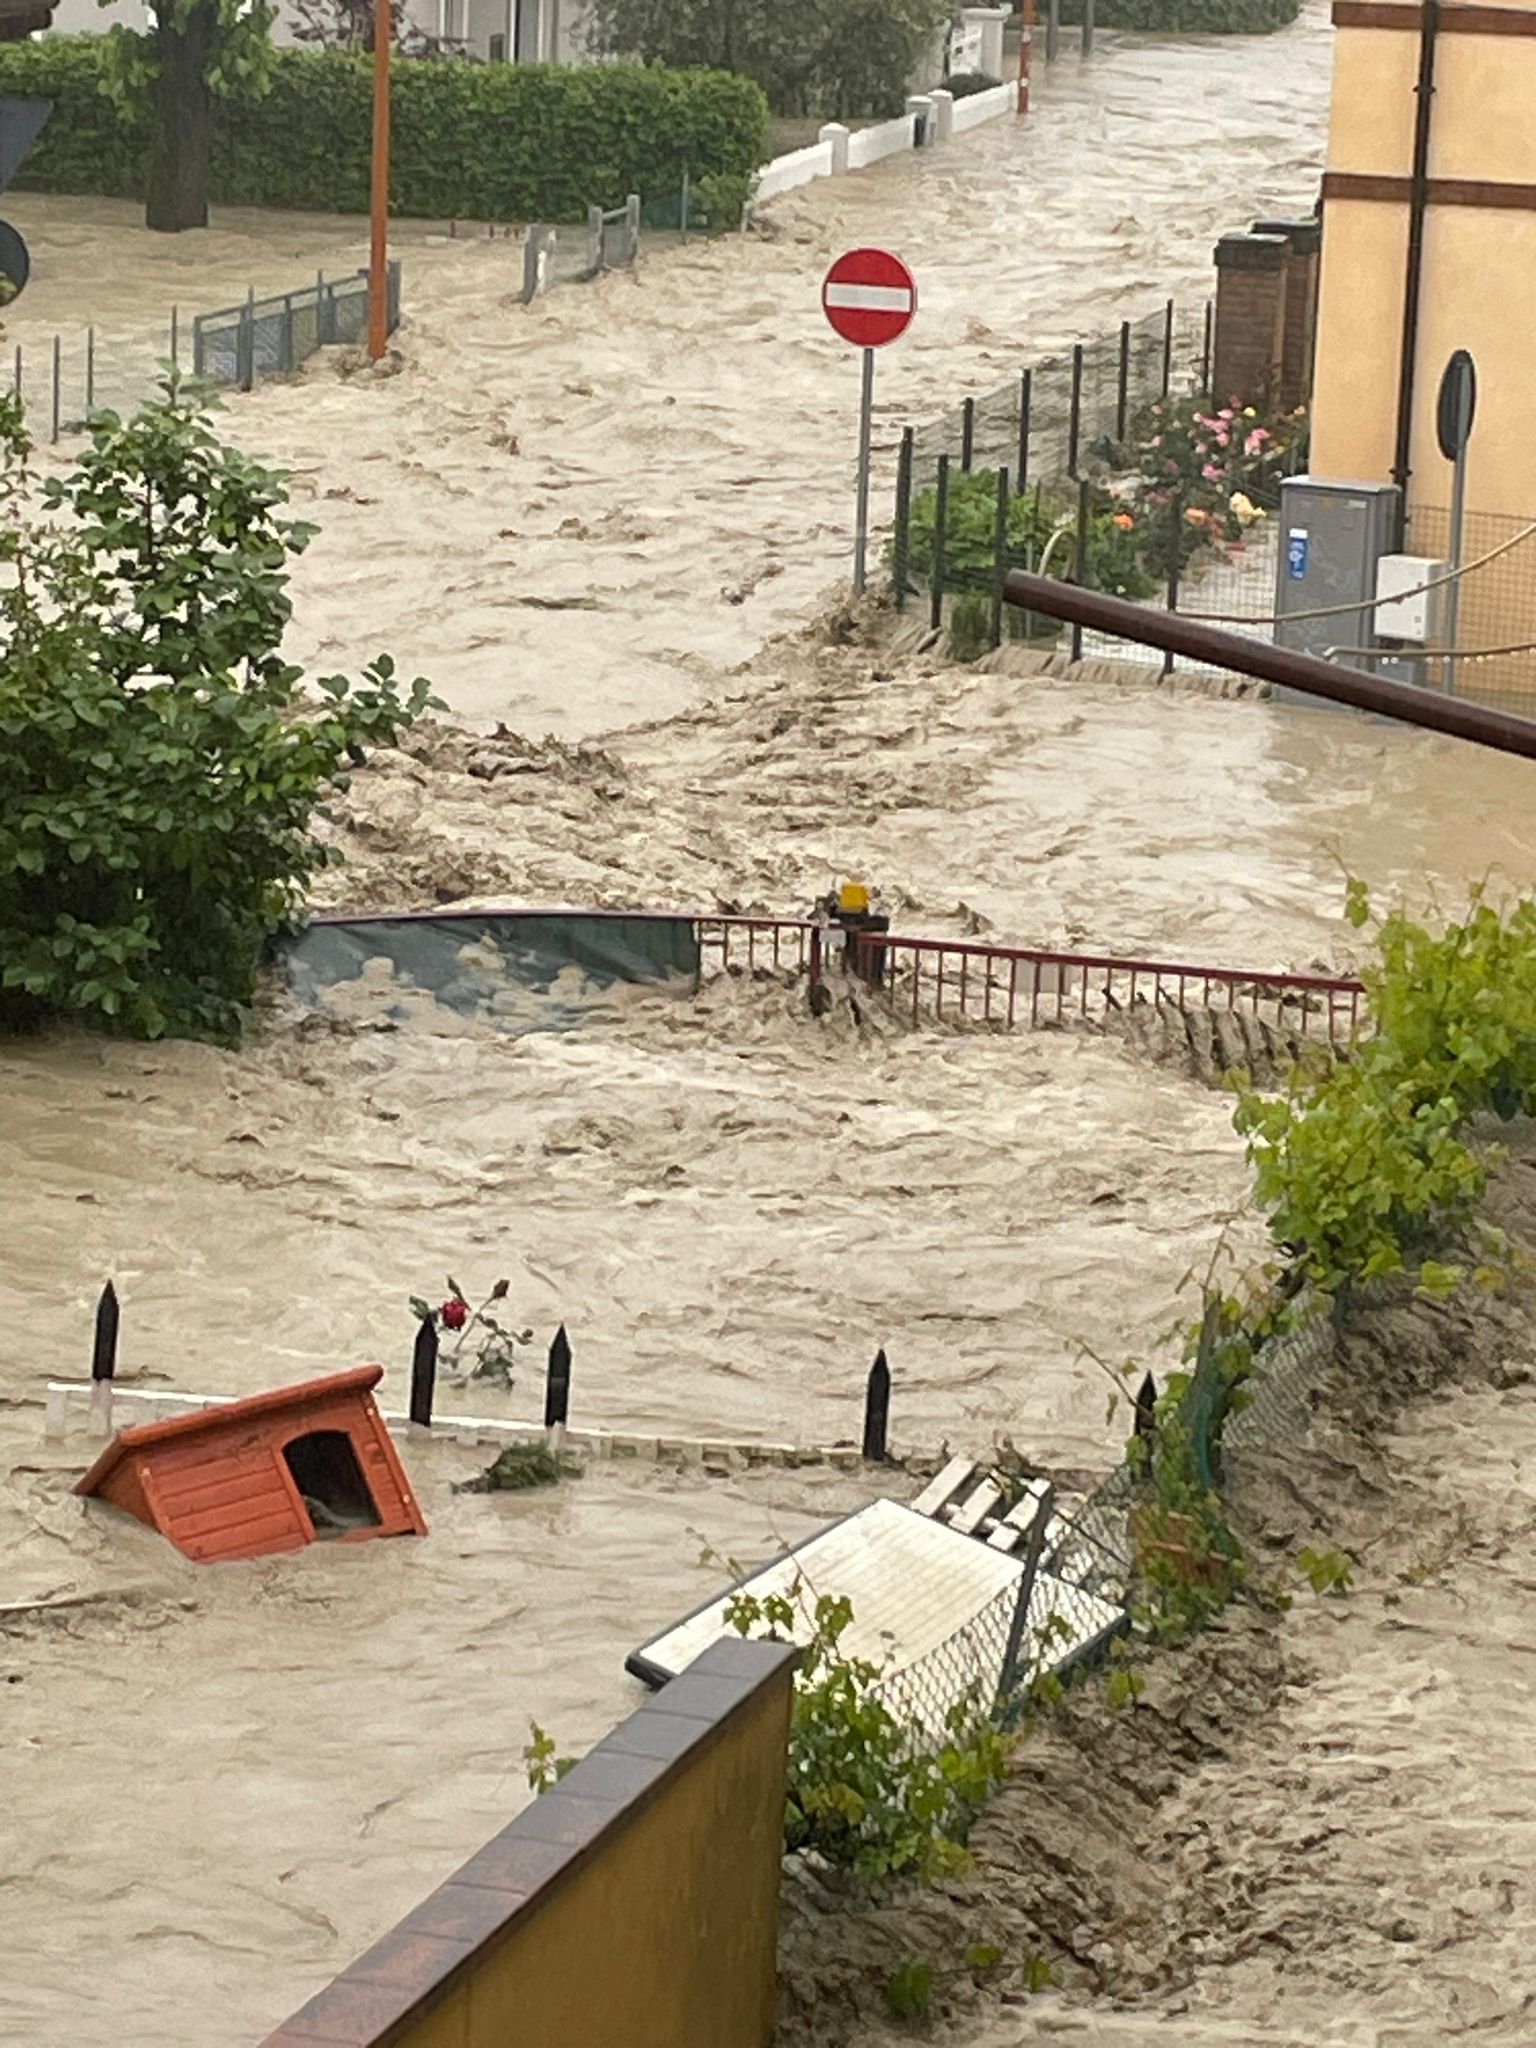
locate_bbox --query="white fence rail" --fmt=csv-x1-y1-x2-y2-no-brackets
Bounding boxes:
848,110,925,170
755,140,837,202
952,80,1019,132
753,77,1018,211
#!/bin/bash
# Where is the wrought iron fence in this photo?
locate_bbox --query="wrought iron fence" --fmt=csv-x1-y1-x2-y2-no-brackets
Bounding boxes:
884,304,1340,681
192,263,401,392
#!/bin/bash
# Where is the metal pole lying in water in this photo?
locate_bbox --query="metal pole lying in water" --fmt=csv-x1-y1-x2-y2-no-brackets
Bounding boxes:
1000,570,1536,762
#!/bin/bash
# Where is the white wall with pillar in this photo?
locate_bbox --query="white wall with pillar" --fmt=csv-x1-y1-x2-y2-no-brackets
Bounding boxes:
959,5,1009,79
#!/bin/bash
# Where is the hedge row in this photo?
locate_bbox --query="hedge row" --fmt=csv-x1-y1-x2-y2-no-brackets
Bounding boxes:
0,39,769,221
1056,0,1299,28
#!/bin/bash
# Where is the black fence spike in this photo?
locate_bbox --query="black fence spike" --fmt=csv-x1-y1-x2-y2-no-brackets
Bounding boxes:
409,1315,438,1429
1133,1371,1158,1441
862,1348,891,1462
91,1281,119,1383
545,1324,572,1430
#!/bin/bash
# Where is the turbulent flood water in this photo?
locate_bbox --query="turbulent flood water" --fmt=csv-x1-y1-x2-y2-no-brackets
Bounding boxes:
7,9,1536,2043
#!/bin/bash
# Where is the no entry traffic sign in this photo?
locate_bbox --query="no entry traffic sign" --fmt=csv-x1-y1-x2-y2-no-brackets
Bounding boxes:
822,248,917,593
822,247,917,350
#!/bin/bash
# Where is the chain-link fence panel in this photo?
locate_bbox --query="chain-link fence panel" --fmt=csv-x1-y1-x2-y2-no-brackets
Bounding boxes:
880,1573,1021,1746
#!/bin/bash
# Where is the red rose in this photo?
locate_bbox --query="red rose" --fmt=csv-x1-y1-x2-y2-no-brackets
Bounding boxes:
441,1299,468,1331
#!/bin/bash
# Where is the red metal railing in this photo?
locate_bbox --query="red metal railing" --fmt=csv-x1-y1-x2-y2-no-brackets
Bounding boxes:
844,931,1366,1049
694,914,822,978
304,904,1364,1049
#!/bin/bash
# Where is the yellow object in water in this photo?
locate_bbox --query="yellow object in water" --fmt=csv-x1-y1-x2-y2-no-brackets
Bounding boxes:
837,881,870,914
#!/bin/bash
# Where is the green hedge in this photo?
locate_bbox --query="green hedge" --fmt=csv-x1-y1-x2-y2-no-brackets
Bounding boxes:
1055,0,1299,28
0,39,769,221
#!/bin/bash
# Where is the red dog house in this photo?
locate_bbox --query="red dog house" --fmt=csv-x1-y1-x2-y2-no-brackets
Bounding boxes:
76,1365,427,1563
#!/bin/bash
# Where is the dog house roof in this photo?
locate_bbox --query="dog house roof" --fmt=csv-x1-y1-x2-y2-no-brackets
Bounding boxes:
76,1364,427,1563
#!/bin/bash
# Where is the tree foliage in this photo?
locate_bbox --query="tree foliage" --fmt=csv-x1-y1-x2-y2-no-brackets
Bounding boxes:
102,0,276,230
587,0,951,118
287,0,436,49
0,37,768,223
0,383,432,1043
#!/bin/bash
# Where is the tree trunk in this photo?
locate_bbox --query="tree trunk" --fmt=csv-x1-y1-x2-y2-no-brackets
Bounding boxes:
145,4,217,233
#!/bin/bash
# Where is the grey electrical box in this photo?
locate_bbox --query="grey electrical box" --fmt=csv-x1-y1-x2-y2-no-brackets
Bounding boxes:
1272,477,1401,708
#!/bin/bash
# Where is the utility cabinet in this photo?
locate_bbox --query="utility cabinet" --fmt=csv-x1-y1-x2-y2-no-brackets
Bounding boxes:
1271,477,1402,707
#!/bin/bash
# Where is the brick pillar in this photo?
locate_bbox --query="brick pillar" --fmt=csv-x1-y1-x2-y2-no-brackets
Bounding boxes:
1211,233,1291,412
1252,217,1321,410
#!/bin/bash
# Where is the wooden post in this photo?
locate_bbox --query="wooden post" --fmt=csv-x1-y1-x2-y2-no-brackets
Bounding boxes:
862,1349,891,1461
90,1281,118,1438
368,0,391,360
545,1324,572,1432
409,1315,437,1430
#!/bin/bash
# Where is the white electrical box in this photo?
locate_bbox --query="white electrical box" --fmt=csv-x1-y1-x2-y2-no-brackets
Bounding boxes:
1374,554,1448,645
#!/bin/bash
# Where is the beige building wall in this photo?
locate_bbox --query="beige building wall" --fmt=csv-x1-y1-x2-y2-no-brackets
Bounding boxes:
1311,3,1536,526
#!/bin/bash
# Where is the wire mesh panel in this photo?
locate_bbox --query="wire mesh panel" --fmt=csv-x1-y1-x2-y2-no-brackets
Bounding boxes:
1408,504,1536,713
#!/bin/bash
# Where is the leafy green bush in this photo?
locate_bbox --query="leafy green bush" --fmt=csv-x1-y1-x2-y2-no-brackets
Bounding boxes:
1232,881,1536,1297
0,383,431,1043
906,467,1159,606
948,590,994,663
728,1581,1009,1883
0,38,768,221
943,70,1002,98
1055,0,1299,29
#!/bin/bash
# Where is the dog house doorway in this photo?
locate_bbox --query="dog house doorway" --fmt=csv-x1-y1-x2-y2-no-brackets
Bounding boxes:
283,1429,384,1539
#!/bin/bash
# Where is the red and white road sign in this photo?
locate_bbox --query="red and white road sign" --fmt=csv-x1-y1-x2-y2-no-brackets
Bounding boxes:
822,247,917,349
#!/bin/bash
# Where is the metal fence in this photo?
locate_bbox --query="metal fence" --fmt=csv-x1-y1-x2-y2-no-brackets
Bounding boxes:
1406,504,1536,716
192,262,402,392
849,930,1365,1053
6,263,404,439
8,320,184,443
905,301,1210,498
1047,1284,1343,1613
881,1572,1025,1746
521,179,738,304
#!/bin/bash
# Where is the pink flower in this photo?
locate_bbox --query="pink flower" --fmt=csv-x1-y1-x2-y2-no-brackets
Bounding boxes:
1202,463,1222,481
1217,408,1235,422
1244,429,1269,457
1214,430,1230,447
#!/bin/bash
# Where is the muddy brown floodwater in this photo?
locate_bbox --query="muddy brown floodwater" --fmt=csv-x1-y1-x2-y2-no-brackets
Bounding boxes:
6,7,1536,2043
7,6,1336,738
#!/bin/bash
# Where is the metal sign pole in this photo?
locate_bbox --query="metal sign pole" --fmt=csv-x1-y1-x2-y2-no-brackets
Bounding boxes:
853,344,875,594
1442,439,1468,697
1435,348,1477,698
